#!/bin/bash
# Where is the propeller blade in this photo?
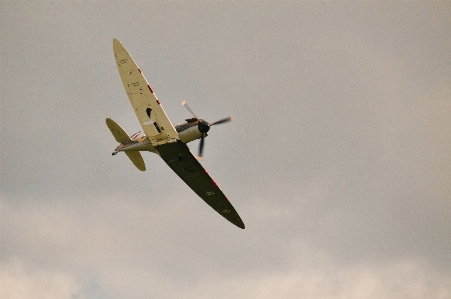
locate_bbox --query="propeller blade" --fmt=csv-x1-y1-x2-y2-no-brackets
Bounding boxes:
198,133,206,158
211,116,233,126
181,101,198,118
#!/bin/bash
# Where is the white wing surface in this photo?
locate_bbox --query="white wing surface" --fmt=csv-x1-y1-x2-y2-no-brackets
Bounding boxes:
113,39,179,146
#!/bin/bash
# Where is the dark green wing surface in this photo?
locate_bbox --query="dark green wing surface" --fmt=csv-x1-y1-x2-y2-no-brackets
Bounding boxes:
155,141,245,229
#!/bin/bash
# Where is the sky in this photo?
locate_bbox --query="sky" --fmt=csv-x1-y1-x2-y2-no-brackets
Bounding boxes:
1,1,450,298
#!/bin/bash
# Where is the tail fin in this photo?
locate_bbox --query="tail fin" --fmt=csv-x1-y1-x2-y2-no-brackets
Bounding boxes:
106,118,146,171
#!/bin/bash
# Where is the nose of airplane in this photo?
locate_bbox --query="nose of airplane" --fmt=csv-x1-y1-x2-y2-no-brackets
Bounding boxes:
198,119,211,133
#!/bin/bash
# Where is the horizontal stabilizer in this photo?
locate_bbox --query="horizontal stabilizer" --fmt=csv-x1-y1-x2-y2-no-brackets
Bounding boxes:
106,118,130,144
125,151,146,171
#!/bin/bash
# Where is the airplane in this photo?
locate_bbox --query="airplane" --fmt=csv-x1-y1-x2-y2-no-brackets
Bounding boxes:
107,39,245,229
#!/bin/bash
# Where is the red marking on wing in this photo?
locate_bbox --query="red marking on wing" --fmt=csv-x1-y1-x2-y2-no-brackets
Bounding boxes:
148,85,153,93
156,100,160,105
138,68,141,73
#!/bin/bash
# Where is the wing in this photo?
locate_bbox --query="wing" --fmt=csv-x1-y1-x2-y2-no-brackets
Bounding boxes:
155,141,245,229
113,39,178,146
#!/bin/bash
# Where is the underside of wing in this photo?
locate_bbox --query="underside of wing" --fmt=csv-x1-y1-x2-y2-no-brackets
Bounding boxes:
113,39,178,146
155,141,245,229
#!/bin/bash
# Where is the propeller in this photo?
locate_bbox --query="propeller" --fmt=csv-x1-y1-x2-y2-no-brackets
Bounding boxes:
181,100,198,118
182,101,232,158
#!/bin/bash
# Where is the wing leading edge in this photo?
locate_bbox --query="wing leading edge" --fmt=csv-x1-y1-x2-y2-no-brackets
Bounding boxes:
155,141,245,229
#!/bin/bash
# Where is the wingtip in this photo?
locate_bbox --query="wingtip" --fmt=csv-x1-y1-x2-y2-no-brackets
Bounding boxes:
112,38,123,51
237,220,245,229
232,217,245,229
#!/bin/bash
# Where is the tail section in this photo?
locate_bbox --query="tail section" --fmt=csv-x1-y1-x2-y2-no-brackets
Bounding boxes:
106,118,146,171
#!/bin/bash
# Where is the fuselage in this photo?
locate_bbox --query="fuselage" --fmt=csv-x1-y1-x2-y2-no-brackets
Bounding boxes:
114,119,207,154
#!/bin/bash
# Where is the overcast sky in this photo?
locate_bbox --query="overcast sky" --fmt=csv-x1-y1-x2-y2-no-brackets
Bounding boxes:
1,2,450,299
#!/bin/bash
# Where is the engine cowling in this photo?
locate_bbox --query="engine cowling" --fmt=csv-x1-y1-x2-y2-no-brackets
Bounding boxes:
178,123,203,143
